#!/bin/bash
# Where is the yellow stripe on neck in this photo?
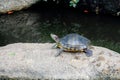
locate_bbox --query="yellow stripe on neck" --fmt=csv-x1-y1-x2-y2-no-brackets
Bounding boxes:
57,43,62,49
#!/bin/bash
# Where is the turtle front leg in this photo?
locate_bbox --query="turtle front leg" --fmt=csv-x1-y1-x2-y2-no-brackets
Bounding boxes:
55,49,63,57
52,44,58,49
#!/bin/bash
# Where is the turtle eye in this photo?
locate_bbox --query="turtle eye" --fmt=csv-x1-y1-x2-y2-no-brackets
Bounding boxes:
54,36,59,41
54,36,59,42
55,36,58,40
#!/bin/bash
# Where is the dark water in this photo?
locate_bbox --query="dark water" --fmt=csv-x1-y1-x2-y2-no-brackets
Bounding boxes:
0,8,120,52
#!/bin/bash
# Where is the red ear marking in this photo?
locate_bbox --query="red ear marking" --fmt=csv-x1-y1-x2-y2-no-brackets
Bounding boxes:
55,36,58,40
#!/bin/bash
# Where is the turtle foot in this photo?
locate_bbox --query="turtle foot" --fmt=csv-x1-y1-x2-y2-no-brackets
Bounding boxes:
85,49,93,57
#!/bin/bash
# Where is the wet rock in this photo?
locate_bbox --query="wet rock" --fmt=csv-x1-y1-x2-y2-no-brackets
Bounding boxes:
0,11,41,45
0,43,120,79
0,0,39,13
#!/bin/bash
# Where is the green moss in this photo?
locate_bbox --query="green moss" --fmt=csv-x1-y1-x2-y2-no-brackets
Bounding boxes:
92,40,120,53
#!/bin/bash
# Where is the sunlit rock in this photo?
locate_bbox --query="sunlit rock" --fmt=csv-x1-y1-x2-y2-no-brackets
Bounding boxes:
0,43,120,79
0,0,39,13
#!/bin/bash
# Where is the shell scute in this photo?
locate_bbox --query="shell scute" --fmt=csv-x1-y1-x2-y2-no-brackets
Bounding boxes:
60,33,90,51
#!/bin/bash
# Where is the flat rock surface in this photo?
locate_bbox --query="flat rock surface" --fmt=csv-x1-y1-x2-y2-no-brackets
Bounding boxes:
0,43,120,79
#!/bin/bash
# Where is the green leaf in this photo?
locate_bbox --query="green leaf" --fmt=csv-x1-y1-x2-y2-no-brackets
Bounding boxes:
73,4,77,7
69,0,80,7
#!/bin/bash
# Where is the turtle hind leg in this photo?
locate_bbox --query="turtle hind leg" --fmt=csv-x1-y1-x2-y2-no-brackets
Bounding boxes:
84,49,93,57
55,49,63,57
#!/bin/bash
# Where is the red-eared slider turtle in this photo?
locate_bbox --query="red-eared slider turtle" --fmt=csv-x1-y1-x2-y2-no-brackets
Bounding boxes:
50,33,92,57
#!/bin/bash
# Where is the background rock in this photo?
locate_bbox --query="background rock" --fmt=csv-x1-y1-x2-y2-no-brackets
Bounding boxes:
0,0,120,15
0,43,120,79
0,0,39,13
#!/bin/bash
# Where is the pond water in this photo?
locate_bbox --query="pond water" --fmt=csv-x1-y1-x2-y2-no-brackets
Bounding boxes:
0,8,120,52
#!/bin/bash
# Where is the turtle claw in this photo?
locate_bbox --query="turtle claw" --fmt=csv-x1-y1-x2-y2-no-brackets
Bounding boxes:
55,49,63,57
84,49,93,57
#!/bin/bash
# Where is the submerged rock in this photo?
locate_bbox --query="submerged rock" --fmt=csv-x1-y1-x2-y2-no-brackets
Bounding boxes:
0,0,39,13
0,43,120,79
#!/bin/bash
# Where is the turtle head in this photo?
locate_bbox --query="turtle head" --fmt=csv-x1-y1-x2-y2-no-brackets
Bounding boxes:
50,34,60,43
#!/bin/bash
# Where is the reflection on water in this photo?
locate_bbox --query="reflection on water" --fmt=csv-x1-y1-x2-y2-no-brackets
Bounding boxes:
0,9,120,52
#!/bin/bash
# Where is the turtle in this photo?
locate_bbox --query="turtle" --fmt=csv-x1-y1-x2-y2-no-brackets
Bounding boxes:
50,33,93,57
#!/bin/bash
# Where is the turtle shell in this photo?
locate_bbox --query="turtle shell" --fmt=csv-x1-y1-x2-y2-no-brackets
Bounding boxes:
59,33,91,51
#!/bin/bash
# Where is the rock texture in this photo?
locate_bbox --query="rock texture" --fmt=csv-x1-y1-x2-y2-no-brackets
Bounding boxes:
0,0,39,13
0,43,120,79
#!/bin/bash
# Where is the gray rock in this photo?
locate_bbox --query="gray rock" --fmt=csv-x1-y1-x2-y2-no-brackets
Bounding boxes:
0,0,39,13
0,43,120,79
